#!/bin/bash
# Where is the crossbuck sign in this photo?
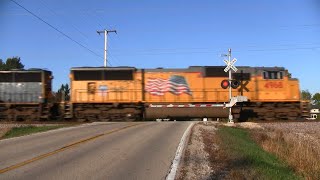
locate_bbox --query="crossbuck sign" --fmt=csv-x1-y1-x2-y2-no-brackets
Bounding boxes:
224,58,238,72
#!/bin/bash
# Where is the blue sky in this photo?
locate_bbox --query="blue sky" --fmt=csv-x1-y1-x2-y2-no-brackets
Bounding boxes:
1,0,320,94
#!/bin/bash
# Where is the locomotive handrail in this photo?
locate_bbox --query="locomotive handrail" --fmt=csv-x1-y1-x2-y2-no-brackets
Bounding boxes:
71,88,297,103
71,88,255,103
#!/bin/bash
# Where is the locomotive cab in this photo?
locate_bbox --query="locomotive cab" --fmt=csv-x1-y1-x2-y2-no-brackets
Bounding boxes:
69,67,143,121
70,67,138,103
257,67,300,101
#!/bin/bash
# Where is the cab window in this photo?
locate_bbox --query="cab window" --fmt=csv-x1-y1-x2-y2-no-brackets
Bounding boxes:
263,71,283,79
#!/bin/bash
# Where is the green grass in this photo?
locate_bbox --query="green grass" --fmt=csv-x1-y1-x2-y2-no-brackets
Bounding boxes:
218,126,300,179
2,125,66,139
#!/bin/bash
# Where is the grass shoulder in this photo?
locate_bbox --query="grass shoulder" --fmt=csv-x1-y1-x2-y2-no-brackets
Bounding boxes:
217,125,300,179
2,125,68,139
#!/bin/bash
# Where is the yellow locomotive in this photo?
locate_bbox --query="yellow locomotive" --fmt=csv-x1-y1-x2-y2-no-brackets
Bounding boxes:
67,66,308,121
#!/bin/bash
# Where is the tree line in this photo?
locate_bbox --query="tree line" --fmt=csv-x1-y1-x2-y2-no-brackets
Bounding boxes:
301,90,320,107
0,57,24,70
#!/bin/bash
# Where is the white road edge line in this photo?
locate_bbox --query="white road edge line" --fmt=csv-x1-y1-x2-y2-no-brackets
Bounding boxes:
166,122,195,180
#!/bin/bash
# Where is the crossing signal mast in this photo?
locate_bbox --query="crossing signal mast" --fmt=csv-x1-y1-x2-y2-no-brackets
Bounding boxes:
222,48,238,123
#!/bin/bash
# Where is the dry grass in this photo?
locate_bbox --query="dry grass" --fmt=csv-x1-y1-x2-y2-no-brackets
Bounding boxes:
200,123,297,179
251,125,320,179
0,127,12,138
177,123,299,179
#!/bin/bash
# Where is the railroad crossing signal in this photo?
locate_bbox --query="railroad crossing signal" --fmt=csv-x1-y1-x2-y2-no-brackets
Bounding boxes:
224,58,238,72
221,79,240,89
222,49,237,124
221,80,229,89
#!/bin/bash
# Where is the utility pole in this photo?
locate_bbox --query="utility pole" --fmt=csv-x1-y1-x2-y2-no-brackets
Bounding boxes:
97,29,117,67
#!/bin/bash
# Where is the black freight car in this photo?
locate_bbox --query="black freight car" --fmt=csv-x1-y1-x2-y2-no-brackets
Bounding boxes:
0,69,53,121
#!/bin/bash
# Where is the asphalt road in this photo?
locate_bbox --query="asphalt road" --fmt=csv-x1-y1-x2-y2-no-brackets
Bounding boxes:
0,121,192,180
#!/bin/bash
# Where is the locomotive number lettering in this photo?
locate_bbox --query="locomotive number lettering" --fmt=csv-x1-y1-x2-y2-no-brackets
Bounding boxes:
264,82,283,88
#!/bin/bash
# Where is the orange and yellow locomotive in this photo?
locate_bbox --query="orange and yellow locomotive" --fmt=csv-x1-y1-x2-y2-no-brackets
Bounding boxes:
67,66,308,121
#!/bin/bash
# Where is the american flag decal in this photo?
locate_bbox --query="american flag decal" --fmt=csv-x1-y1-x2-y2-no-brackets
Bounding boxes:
145,75,192,96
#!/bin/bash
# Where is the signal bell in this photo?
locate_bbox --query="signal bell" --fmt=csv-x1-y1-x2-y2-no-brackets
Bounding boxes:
221,79,240,89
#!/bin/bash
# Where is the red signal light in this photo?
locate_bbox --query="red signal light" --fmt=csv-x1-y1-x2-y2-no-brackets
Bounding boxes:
221,80,240,89
221,80,229,89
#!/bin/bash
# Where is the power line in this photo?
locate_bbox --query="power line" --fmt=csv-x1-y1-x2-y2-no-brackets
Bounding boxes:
106,50,121,66
10,0,103,59
39,0,89,40
109,43,320,53
107,46,320,57
236,46,320,52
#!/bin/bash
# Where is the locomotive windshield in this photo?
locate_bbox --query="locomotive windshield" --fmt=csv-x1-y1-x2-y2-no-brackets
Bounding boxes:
263,71,284,79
